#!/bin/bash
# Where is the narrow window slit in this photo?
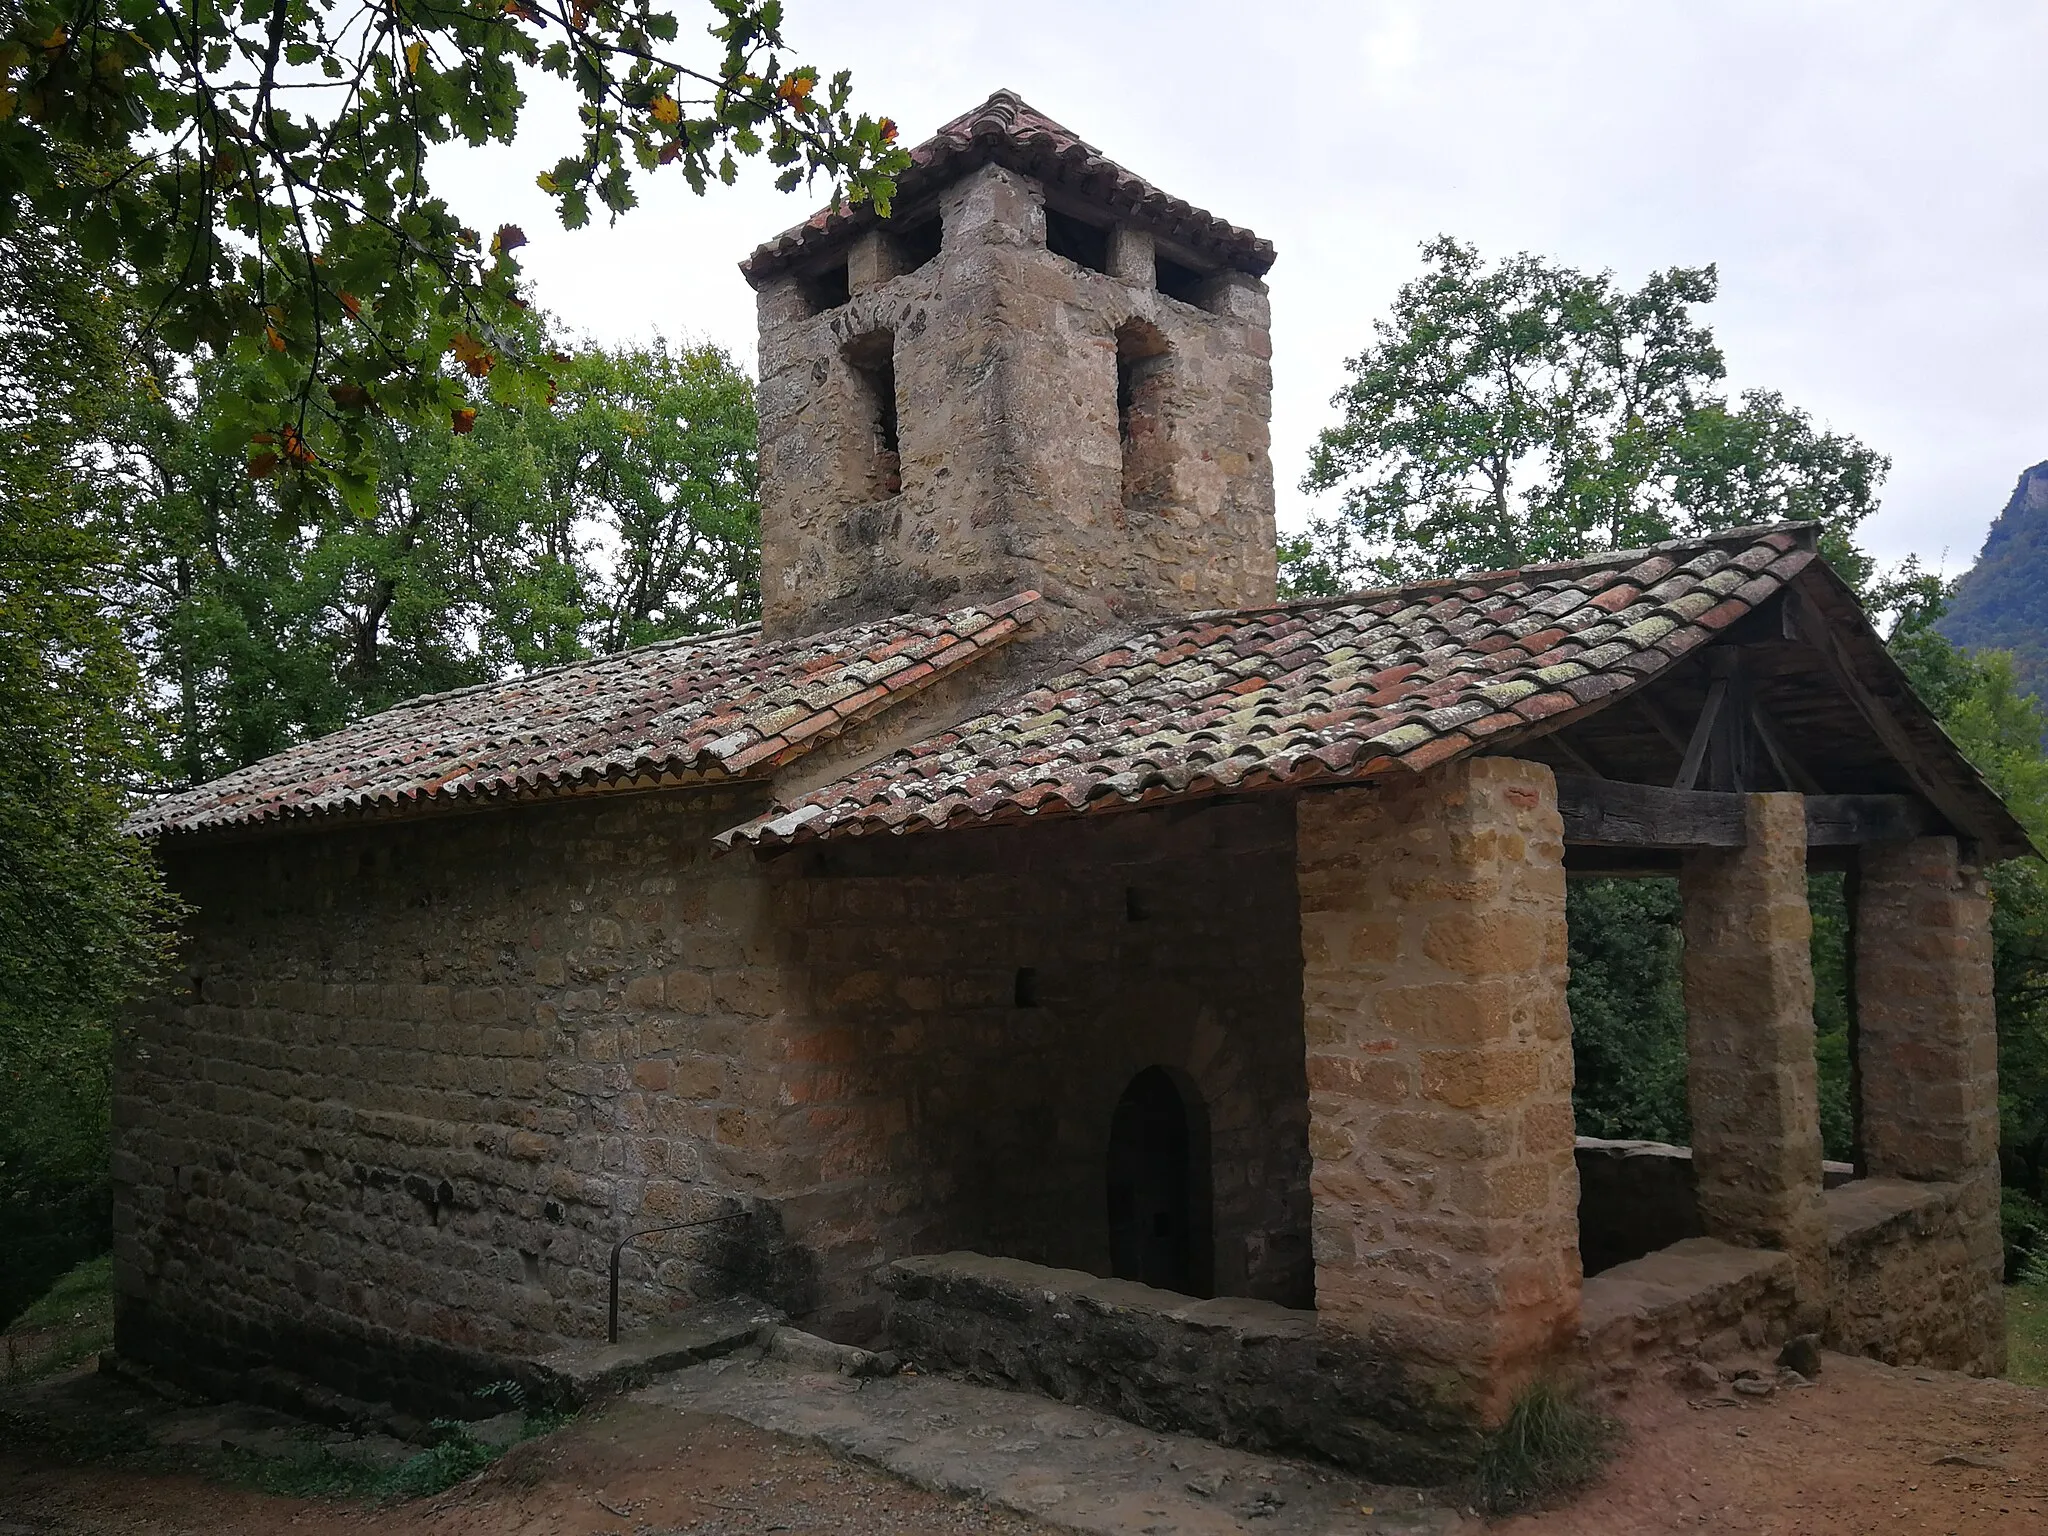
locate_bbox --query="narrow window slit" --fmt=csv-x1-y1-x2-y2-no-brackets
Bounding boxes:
842,331,900,497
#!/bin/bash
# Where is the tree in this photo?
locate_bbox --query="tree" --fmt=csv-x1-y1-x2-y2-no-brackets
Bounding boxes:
1288,237,1887,593
0,0,904,496
116,323,760,785
0,213,180,1324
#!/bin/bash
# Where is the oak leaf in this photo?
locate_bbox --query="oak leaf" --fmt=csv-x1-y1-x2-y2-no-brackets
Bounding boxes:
649,94,680,125
777,73,814,107
246,451,279,479
451,406,477,434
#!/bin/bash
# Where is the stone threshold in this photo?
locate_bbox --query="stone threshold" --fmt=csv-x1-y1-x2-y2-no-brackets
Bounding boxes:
637,1350,1473,1535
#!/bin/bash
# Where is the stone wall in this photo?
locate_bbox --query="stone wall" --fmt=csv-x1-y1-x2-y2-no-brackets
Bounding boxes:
115,787,802,1414
1295,758,1579,1424
1826,1177,2004,1375
754,162,1277,640
1574,1139,1702,1275
777,796,1314,1336
116,790,1312,1411
882,1252,1481,1484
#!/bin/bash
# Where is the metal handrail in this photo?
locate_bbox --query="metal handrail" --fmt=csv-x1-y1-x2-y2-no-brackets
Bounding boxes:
607,1210,748,1344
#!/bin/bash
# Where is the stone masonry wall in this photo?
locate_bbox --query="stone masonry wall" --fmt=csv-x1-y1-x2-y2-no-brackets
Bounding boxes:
776,796,1314,1338
1295,756,1579,1425
115,787,802,1414
116,790,1311,1412
755,162,1277,640
1825,1177,2003,1375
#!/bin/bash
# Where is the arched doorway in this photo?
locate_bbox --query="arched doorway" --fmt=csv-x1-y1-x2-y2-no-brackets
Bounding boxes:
1106,1067,1206,1295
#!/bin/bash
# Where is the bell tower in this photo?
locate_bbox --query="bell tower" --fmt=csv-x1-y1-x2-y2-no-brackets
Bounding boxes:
740,91,1278,640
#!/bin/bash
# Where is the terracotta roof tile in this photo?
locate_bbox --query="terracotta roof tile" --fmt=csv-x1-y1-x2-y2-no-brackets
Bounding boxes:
740,90,1274,286
719,527,1821,849
130,598,1039,839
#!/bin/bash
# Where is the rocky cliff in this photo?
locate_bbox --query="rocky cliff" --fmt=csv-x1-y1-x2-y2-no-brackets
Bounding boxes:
1937,461,2048,709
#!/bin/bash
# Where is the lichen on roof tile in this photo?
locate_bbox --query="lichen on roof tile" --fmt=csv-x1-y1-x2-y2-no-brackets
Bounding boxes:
129,596,1041,838
718,526,1822,849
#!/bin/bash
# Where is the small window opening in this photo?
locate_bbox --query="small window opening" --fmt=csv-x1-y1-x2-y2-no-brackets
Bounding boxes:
1125,886,1151,922
521,1249,543,1284
1155,254,1208,306
801,259,851,315
1013,967,1039,1008
842,330,900,498
1045,208,1111,274
1116,320,1172,512
891,214,942,273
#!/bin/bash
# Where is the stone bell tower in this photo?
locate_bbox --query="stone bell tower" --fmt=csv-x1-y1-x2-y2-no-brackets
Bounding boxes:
739,91,1278,641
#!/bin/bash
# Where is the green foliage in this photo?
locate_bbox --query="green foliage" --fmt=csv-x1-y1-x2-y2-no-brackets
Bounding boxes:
2,1254,113,1386
1809,872,1855,1163
1565,878,1687,1143
1289,236,1885,592
0,0,904,495
0,211,180,1327
1471,1380,1615,1515
2011,1281,2048,1388
117,324,759,784
2002,1186,2047,1282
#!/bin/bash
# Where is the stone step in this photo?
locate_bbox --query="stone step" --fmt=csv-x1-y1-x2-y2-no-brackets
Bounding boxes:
526,1296,783,1407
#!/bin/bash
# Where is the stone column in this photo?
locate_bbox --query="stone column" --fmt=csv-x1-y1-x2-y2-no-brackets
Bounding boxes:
1297,756,1579,1426
1853,837,2004,1369
1679,793,1829,1318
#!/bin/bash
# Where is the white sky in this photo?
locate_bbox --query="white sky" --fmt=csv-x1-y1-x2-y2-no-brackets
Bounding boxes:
434,0,2048,573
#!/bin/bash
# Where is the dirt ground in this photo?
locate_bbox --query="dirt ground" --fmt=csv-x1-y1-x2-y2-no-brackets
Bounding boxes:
0,1393,1047,1536
1,1352,2044,1534
1501,1352,2048,1536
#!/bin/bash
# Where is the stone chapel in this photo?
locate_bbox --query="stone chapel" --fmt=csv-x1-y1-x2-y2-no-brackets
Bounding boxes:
117,91,2024,1474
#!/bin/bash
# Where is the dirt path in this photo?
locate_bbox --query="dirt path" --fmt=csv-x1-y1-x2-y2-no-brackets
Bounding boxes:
0,1398,1050,1536
1502,1352,2048,1536
2,1352,2044,1534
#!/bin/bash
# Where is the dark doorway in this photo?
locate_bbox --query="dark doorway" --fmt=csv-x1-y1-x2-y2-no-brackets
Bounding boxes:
1107,1067,1201,1295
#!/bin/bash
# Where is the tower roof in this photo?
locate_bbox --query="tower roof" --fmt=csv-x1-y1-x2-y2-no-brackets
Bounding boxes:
739,89,1275,287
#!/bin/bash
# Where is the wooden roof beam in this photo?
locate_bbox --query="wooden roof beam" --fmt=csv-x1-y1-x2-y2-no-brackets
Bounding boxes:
1556,774,1938,850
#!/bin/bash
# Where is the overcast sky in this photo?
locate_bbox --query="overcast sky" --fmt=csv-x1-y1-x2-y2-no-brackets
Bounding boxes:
435,1,2048,573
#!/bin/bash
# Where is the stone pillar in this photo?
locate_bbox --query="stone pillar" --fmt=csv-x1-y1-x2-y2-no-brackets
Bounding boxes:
1853,837,2004,1370
1679,793,1829,1318
1297,757,1579,1426
1107,225,1154,287
847,229,903,294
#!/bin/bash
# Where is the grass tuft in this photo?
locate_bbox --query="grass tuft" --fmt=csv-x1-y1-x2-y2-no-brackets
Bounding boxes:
2010,1263,2048,1389
2,1253,114,1388
1471,1379,1616,1515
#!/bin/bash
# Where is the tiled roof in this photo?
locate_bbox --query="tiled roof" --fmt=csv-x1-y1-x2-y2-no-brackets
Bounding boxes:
720,528,1818,849
129,595,1039,839
740,89,1275,285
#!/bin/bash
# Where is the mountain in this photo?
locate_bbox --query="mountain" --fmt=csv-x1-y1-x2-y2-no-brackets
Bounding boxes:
1936,461,2048,708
